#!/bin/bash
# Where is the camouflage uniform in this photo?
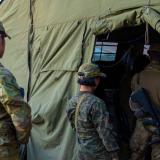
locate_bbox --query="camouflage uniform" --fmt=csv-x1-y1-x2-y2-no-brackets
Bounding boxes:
67,92,119,160
0,63,31,160
130,62,160,160
66,63,119,160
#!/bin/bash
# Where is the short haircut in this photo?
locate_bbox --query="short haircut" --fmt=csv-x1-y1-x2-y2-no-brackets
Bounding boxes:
77,77,96,86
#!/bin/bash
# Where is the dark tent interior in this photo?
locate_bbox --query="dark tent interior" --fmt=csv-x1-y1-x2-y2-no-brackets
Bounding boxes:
92,24,160,160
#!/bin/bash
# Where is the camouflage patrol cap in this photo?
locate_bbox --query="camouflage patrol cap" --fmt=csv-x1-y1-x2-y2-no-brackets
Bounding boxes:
0,21,11,39
78,63,106,78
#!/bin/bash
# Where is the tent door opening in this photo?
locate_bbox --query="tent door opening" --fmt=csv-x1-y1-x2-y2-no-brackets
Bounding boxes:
91,24,160,160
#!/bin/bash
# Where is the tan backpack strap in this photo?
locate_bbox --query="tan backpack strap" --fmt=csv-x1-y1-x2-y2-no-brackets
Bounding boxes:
75,95,86,129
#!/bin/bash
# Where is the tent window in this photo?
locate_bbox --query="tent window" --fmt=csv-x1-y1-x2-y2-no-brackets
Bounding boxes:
92,41,118,62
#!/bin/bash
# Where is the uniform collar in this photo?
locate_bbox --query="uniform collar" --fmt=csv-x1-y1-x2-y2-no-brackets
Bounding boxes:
79,91,92,95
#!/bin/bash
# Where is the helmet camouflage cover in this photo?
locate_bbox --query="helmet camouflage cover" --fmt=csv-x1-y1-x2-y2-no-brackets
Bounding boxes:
78,63,106,79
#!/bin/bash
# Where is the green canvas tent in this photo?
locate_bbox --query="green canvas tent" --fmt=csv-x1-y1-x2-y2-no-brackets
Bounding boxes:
0,0,160,159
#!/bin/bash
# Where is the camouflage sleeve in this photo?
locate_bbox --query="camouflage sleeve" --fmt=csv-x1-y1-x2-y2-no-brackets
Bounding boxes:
91,101,119,152
130,119,151,160
0,74,31,144
66,97,76,130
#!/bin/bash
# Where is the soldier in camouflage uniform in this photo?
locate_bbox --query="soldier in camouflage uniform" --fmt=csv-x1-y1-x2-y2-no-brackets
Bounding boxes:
0,21,31,160
66,63,119,160
129,44,160,160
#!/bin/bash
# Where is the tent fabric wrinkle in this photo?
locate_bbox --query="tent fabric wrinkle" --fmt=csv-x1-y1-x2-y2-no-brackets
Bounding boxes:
143,7,160,33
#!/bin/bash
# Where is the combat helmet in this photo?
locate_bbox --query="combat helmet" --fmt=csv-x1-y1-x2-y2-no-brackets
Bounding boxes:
0,21,11,39
78,63,106,79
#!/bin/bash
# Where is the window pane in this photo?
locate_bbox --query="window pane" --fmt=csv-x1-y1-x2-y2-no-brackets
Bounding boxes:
92,42,117,62
96,41,103,45
102,42,117,46
101,54,116,61
92,54,101,61
94,46,102,53
102,45,117,54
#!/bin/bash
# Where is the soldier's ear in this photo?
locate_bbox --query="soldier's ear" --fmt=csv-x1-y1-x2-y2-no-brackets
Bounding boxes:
95,77,100,86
